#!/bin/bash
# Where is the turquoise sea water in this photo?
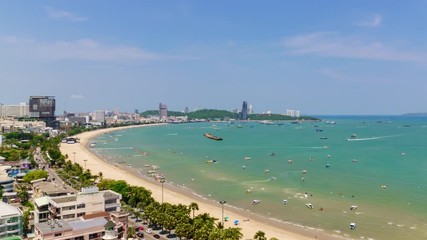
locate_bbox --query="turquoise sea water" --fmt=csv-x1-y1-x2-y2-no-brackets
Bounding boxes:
92,116,427,240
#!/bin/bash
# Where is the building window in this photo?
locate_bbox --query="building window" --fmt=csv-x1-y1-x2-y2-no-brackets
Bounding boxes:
77,212,85,217
89,233,100,239
63,214,75,219
55,233,62,237
75,236,84,240
62,205,76,211
76,203,85,209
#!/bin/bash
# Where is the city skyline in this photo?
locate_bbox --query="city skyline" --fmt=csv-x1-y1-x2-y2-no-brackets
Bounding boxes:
1,1,427,115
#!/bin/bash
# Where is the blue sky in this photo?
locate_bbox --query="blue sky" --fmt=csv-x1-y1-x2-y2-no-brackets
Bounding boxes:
1,1,427,115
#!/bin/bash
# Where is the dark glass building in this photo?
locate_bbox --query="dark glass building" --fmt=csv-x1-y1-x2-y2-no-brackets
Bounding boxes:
240,101,248,120
29,96,56,127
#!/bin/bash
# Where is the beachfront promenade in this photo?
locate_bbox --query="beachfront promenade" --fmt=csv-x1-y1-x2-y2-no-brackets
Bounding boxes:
59,124,341,240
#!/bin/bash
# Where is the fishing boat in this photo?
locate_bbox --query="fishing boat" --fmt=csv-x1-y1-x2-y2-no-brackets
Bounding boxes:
203,133,223,141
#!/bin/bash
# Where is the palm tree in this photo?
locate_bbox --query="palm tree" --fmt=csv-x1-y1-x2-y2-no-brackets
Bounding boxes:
189,202,199,219
16,184,30,203
223,227,243,240
253,230,267,240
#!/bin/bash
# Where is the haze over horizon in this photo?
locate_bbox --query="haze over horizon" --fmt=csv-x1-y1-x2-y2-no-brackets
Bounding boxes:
1,1,427,115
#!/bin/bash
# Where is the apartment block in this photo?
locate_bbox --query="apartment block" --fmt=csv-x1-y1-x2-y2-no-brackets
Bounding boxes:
47,187,121,221
0,202,23,239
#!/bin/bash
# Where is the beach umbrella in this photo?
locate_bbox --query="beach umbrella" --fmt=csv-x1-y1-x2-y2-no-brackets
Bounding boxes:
224,216,229,221
234,220,239,225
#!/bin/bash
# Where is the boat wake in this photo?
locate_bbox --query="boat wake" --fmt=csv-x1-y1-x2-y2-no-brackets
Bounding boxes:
347,134,400,141
242,178,275,184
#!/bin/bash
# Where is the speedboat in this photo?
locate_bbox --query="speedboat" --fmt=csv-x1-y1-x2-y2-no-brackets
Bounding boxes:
349,222,356,230
252,200,261,205
306,203,313,209
350,205,358,210
244,156,251,160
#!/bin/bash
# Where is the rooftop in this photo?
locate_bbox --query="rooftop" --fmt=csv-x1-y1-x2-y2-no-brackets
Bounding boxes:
0,202,22,218
33,181,75,195
68,217,108,231
50,196,77,204
35,220,72,235
34,196,50,207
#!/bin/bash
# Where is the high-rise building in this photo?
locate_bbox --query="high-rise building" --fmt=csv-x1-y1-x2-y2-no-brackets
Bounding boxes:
248,105,254,114
240,101,248,120
29,96,56,127
159,103,168,119
93,110,105,123
0,103,29,118
184,107,189,114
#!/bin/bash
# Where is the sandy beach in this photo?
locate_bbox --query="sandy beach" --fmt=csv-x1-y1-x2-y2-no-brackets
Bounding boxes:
60,124,342,240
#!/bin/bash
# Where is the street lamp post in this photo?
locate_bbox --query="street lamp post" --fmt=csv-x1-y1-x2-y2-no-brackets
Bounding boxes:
160,179,165,203
219,200,226,228
83,159,87,170
73,152,76,163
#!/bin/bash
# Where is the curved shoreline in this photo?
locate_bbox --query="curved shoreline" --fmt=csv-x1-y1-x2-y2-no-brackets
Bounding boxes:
59,124,342,240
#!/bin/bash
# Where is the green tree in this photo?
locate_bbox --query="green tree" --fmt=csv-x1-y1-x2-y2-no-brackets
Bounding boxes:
127,226,136,238
22,170,49,183
0,185,3,200
22,210,30,234
269,238,279,240
223,227,243,240
16,184,30,203
176,223,193,240
189,202,199,219
253,230,267,240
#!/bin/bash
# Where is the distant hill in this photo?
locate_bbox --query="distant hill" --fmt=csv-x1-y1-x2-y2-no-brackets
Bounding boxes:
141,109,319,121
402,112,427,116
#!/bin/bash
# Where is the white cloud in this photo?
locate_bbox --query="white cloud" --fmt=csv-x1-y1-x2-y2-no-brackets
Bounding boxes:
40,38,167,62
70,94,85,99
45,6,87,22
283,32,423,62
355,14,382,27
0,36,192,63
0,36,35,44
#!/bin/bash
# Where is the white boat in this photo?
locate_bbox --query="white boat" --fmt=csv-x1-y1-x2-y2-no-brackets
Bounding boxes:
252,199,261,205
306,203,313,209
264,169,270,173
349,222,356,230
244,157,251,160
350,205,358,210
302,169,308,174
